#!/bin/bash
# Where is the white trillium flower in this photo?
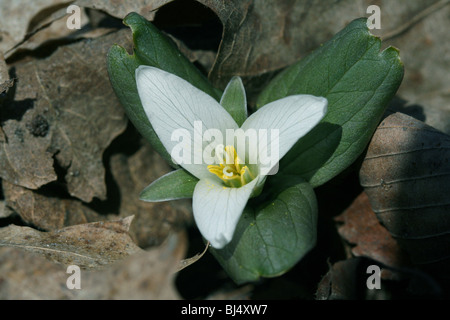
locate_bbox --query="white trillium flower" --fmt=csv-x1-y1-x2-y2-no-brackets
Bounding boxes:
136,66,328,249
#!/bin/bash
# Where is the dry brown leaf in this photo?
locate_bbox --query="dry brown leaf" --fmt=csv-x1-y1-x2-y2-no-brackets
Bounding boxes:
335,192,411,279
360,112,450,272
5,9,92,58
383,1,450,134
75,0,173,20
0,231,186,299
0,216,142,270
2,6,122,60
2,180,102,230
176,241,209,273
0,0,71,54
0,29,130,202
0,1,171,59
2,47,55,188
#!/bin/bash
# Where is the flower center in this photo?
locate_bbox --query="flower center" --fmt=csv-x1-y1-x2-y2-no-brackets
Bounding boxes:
208,145,255,188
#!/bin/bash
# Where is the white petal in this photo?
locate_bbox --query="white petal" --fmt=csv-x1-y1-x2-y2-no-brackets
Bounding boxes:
241,95,327,175
136,66,238,180
192,177,259,249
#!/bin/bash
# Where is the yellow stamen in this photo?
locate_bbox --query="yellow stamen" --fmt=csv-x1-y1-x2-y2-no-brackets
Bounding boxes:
208,145,254,187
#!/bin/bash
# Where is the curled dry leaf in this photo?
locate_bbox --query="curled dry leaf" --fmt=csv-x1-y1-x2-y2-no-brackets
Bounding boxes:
0,0,172,57
0,0,69,54
360,112,450,274
75,0,173,20
175,241,209,273
0,216,142,270
5,9,92,59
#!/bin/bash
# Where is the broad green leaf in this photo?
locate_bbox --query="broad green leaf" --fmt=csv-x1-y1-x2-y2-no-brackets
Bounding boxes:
220,76,247,127
126,12,221,100
140,169,198,202
210,178,317,284
107,12,221,166
107,45,172,164
257,18,404,188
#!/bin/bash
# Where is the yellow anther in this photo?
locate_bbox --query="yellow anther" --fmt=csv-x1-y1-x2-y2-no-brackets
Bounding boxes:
208,145,254,187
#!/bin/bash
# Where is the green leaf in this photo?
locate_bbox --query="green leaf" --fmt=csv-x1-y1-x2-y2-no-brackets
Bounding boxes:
107,12,221,166
125,13,221,100
220,76,247,127
107,45,174,165
210,178,318,284
257,18,404,188
140,169,199,202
